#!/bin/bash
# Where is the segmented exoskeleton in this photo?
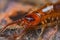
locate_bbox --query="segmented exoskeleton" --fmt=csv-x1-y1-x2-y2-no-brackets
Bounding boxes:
0,2,60,40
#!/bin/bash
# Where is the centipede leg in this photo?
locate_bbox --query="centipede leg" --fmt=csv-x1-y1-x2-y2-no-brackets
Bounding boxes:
38,24,47,40
38,20,60,40
42,25,57,40
14,29,27,40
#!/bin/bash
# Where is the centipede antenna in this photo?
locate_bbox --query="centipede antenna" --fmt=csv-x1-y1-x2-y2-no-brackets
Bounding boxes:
0,19,22,33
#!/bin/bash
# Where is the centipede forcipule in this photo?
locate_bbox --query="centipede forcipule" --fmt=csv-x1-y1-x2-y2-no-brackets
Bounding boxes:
0,2,60,40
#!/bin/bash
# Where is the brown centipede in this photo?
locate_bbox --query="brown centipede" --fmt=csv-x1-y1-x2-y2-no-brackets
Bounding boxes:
0,2,60,40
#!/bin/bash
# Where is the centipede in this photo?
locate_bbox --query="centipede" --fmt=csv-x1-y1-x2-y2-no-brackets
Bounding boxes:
0,2,60,40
